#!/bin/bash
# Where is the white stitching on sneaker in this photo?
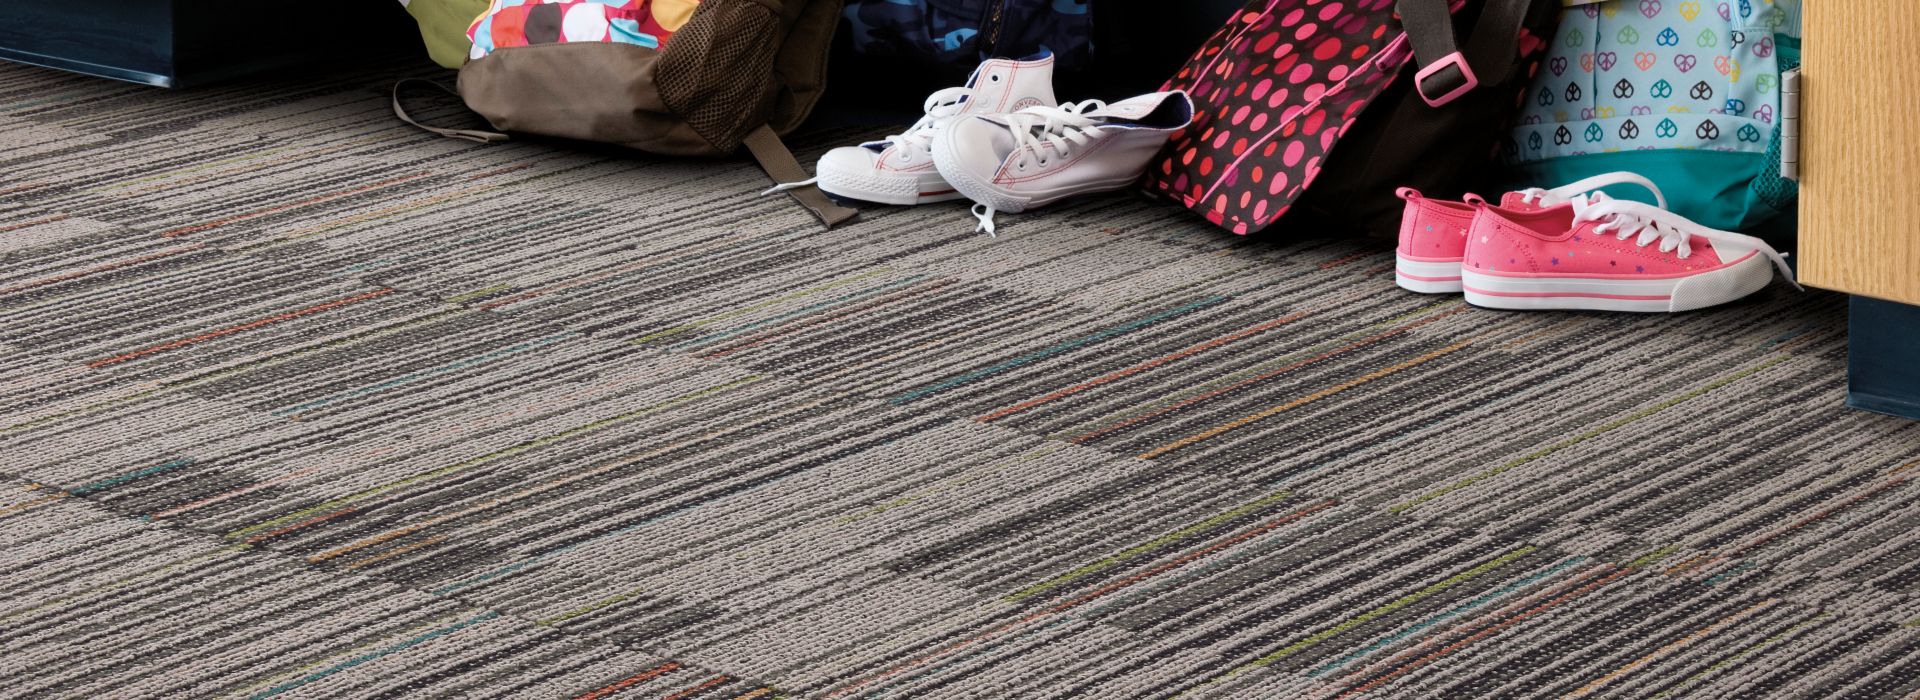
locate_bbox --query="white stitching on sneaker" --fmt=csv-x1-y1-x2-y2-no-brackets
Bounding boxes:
1002,100,1109,171
762,86,974,195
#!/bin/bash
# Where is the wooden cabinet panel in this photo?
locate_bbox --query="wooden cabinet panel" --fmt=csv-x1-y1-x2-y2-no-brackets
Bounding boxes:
1799,0,1920,304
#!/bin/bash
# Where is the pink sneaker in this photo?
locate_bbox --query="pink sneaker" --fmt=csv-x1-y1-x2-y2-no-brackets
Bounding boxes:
1461,192,1797,312
1394,188,1480,293
1395,173,1667,294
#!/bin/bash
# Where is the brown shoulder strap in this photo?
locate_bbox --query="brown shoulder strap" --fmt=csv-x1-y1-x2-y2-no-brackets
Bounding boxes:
768,0,846,134
743,124,858,228
391,79,511,144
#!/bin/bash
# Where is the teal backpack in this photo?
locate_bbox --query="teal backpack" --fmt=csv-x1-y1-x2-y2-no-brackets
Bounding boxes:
1503,0,1800,232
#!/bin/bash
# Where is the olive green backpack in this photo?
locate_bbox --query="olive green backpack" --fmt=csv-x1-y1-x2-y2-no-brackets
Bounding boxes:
395,0,856,227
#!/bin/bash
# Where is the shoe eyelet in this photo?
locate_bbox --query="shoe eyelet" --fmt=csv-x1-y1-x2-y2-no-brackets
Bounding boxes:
990,74,1002,82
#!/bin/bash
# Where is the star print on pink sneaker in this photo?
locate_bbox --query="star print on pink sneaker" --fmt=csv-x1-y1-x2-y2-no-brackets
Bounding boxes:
1394,187,1478,294
1393,172,1668,295
1460,191,1798,312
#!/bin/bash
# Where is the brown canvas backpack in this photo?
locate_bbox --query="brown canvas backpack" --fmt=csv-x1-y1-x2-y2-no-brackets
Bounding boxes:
395,0,856,227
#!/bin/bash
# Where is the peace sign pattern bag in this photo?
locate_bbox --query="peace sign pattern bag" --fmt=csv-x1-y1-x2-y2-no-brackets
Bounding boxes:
1503,0,1802,231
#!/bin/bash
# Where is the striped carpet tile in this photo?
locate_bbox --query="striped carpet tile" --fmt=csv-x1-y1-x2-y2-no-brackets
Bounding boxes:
3,53,1920,698
0,476,754,699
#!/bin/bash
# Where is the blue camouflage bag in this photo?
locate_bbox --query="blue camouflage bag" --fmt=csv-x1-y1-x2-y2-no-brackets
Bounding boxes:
841,0,1094,70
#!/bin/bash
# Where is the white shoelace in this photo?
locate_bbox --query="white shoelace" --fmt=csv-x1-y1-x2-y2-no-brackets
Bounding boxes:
888,86,975,157
1004,100,1108,170
971,100,1110,235
1570,192,1800,289
762,86,974,196
1516,171,1669,209
971,203,999,236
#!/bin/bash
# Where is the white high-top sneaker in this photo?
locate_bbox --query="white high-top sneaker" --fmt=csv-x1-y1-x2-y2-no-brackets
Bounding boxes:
930,91,1193,234
793,53,1059,206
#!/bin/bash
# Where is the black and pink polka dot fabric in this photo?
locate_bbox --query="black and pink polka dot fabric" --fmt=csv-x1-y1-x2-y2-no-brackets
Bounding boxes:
1143,0,1415,235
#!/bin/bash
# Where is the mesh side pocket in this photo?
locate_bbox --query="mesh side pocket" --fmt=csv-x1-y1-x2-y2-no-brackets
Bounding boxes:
656,0,784,154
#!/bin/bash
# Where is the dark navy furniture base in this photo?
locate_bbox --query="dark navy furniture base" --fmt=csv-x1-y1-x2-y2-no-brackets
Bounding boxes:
1849,296,1920,420
0,1,411,88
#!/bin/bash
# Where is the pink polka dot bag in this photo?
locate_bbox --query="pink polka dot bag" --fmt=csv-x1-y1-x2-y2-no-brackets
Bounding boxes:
1142,0,1559,237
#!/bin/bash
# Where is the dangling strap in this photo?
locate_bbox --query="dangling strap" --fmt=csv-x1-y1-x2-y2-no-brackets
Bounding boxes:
741,124,859,228
1396,0,1536,106
391,78,510,144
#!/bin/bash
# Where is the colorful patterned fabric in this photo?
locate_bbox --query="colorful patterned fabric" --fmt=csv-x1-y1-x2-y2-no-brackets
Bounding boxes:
1503,0,1801,230
399,0,491,68
467,0,701,60
841,0,1094,70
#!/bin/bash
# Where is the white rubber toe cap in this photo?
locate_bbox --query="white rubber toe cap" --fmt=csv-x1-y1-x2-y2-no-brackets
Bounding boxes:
815,145,933,205
817,145,885,179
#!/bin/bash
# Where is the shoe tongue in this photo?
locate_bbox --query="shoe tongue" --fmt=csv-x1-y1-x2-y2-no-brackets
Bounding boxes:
1088,94,1162,121
982,122,1022,161
1085,92,1191,128
862,109,949,152
861,129,932,153
1499,192,1545,211
977,110,1105,140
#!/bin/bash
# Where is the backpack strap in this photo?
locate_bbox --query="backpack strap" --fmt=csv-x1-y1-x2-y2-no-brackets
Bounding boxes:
742,124,859,228
391,79,511,144
1396,0,1536,107
393,80,853,228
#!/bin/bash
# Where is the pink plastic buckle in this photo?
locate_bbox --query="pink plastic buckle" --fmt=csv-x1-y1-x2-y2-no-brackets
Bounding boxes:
1414,51,1478,108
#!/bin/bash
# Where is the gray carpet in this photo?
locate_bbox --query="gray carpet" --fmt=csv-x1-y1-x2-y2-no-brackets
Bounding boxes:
3,56,1919,699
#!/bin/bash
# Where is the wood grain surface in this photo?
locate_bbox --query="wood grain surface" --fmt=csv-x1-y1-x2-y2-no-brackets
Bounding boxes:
1800,0,1920,304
